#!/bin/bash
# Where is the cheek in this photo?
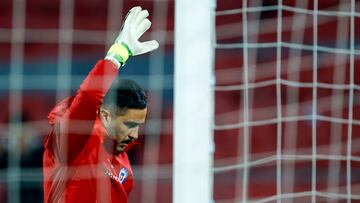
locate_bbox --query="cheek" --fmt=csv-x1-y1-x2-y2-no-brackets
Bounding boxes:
114,124,129,139
108,122,123,138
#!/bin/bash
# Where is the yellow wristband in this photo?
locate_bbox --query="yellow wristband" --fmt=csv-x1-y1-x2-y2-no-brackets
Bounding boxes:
108,43,129,62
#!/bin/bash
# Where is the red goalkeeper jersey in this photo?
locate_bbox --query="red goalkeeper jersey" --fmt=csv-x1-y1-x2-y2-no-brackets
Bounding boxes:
43,60,135,203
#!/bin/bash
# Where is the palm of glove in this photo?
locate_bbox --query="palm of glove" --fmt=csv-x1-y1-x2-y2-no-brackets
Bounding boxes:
116,7,159,56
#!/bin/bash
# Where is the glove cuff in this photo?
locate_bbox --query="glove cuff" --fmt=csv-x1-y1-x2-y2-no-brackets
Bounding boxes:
106,42,133,66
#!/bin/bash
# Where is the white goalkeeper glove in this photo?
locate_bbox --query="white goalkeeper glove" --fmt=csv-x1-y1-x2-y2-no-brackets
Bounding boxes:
106,6,159,68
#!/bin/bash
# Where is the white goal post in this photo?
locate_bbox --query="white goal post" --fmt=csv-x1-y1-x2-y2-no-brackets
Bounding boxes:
174,0,215,202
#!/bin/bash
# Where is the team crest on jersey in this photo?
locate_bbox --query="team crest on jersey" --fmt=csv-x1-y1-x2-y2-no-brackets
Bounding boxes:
119,168,128,184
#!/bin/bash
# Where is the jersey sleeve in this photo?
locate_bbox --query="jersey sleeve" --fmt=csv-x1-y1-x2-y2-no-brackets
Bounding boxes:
57,59,118,164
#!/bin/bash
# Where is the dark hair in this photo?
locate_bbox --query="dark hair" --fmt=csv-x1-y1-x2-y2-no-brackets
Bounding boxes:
103,79,147,115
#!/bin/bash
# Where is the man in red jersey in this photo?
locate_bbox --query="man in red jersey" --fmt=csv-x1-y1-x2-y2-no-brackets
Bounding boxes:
43,6,159,202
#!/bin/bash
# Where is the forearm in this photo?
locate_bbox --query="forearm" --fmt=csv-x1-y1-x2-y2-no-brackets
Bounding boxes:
79,59,118,102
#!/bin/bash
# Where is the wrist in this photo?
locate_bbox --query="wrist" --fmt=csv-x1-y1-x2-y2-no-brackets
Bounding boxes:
104,56,121,69
106,42,133,66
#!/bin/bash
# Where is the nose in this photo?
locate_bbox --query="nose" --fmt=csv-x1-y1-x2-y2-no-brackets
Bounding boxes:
128,128,139,140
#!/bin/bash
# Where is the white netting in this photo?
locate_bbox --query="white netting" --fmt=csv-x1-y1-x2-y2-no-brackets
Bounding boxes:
3,0,360,202
213,0,360,202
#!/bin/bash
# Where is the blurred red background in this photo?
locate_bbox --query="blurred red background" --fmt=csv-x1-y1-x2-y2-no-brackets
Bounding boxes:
0,0,360,202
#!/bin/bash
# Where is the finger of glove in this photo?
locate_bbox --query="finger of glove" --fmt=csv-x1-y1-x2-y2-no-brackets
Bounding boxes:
134,10,149,27
115,6,140,43
135,40,159,55
124,6,140,29
135,18,151,39
130,7,142,25
130,6,141,12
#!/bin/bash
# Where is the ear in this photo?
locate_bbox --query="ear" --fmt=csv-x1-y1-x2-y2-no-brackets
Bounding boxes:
99,108,112,126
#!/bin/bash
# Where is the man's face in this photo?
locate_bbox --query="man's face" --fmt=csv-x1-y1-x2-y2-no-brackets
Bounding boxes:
102,108,147,153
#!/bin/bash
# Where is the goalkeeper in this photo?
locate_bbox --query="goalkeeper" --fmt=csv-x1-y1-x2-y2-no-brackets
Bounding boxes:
43,7,158,203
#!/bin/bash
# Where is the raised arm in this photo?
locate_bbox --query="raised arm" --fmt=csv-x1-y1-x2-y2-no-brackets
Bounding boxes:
56,6,159,164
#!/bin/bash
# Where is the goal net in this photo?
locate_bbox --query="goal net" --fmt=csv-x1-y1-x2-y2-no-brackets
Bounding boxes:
1,0,173,202
2,0,360,202
213,0,360,202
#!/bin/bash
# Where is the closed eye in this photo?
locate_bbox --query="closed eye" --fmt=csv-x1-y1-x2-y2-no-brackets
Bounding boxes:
124,121,140,129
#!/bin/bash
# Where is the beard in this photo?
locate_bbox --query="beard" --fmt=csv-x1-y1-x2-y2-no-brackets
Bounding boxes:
104,125,129,154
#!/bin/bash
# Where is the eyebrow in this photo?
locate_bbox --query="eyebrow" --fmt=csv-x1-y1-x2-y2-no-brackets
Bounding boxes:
124,121,141,128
